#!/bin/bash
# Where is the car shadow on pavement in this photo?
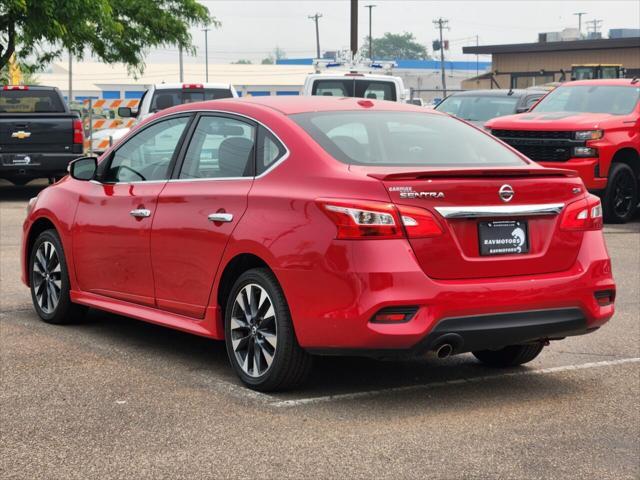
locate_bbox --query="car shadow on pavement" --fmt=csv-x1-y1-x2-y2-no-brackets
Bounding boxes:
72,308,584,405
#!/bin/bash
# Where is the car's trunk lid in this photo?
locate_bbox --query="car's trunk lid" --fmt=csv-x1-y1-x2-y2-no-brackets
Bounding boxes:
355,166,586,280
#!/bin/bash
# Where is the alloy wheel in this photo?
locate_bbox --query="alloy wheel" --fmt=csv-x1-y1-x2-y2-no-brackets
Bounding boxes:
32,241,62,314
230,283,278,378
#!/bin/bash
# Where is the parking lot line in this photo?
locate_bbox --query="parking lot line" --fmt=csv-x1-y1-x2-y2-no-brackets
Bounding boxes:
269,357,640,408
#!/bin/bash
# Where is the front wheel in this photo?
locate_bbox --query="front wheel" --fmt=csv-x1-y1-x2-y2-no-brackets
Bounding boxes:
603,163,638,224
224,268,312,391
29,229,87,324
473,343,544,367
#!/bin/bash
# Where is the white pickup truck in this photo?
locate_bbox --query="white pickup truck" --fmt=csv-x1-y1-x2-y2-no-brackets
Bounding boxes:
302,59,409,103
92,82,238,153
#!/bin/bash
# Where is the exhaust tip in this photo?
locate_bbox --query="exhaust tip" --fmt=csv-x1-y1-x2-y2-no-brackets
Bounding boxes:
435,343,453,359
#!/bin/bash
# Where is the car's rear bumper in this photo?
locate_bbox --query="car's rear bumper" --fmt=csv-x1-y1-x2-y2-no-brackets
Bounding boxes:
538,158,607,191
279,230,615,353
0,152,82,180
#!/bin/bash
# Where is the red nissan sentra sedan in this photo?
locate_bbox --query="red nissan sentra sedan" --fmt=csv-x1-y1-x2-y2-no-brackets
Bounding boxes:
21,97,615,391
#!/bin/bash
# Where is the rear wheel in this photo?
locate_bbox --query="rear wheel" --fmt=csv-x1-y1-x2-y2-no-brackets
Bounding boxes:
473,343,544,367
224,268,312,391
603,163,638,224
29,229,87,324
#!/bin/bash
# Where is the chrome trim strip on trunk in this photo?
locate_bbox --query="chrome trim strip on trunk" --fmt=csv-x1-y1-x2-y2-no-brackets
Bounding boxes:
435,203,564,219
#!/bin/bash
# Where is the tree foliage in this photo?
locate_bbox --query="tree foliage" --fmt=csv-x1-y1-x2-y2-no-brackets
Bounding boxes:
361,32,430,60
232,59,252,65
0,0,214,73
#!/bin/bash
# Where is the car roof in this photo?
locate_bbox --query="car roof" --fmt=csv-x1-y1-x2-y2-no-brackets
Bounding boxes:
444,89,535,98
202,96,437,115
563,79,640,87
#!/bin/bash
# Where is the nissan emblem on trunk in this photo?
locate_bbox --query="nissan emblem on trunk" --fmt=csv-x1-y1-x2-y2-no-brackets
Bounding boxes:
499,184,514,202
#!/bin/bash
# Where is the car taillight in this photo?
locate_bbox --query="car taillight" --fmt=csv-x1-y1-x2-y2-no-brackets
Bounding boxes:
317,199,443,240
3,85,28,90
73,119,83,144
560,194,603,231
397,205,443,238
182,83,203,89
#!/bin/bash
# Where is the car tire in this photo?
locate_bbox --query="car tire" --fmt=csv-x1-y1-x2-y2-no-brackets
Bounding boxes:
603,163,638,224
472,343,544,367
224,268,312,391
29,229,87,324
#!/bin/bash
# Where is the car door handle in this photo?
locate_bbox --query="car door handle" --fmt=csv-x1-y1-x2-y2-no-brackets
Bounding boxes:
208,213,234,223
130,208,152,218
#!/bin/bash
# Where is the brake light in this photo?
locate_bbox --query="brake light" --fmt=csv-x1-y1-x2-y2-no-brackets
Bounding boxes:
397,205,443,238
182,83,203,89
3,85,28,90
73,119,83,144
560,195,603,231
317,199,443,240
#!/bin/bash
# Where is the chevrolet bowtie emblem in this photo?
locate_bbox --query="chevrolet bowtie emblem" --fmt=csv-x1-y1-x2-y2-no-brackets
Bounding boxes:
11,131,31,139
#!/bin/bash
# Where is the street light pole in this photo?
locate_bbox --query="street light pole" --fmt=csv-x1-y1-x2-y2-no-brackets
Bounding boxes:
364,4,376,60
350,0,358,58
308,13,323,59
202,28,210,82
433,18,449,97
178,45,184,82
574,12,587,38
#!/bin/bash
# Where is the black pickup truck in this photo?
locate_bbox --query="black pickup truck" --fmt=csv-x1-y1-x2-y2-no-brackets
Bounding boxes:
0,86,83,185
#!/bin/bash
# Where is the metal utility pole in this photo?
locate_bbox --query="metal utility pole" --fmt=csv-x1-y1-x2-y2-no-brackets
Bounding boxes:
68,49,73,101
433,18,449,96
350,0,358,57
475,35,479,79
202,28,210,82
308,13,323,59
586,19,603,37
364,4,376,59
178,45,184,82
574,12,587,38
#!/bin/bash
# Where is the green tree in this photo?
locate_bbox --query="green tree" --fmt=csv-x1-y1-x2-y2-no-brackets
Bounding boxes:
232,59,252,65
0,0,214,73
261,56,274,65
361,32,430,60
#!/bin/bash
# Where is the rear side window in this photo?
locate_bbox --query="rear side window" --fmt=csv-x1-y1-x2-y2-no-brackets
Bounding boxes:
256,127,286,175
179,116,255,179
291,111,526,167
0,90,65,113
150,88,234,112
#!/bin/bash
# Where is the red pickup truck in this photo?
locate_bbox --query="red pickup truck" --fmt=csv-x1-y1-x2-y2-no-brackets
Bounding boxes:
486,79,640,223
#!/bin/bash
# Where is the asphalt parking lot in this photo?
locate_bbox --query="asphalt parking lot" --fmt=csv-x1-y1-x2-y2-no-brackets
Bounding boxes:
1,179,639,479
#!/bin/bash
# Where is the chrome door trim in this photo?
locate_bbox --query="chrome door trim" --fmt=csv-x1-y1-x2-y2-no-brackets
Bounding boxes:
208,212,234,223
435,203,564,219
129,208,152,218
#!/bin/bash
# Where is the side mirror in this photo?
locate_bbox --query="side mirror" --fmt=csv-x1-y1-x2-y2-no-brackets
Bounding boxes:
515,106,530,114
118,106,133,118
68,157,98,181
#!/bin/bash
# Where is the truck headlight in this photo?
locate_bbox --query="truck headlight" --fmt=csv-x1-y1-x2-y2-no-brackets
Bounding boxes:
573,146,598,157
575,130,603,141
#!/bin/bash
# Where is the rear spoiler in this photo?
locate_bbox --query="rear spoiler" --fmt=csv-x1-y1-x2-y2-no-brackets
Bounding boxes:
367,167,578,181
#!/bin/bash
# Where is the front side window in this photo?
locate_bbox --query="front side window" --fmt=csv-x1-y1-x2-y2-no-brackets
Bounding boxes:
533,85,640,115
103,116,189,182
179,116,255,179
291,111,526,167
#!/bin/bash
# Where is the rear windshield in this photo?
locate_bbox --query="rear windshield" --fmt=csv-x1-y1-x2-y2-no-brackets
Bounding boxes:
150,88,234,112
291,111,526,167
532,85,640,115
436,95,520,122
312,79,397,101
0,89,65,113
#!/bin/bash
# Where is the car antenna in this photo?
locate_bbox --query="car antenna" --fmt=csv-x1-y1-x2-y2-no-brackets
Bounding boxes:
631,77,639,84
507,88,514,96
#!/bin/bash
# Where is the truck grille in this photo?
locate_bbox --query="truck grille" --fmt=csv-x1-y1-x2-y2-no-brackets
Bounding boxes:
506,144,572,162
492,130,574,140
492,130,577,162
